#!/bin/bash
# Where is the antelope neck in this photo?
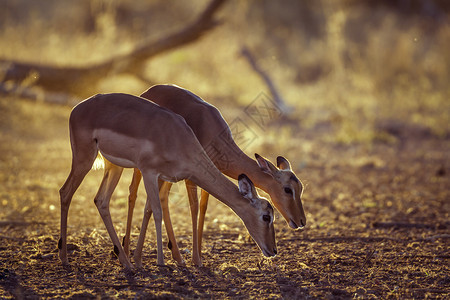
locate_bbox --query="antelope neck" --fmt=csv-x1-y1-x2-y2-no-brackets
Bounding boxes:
223,153,274,194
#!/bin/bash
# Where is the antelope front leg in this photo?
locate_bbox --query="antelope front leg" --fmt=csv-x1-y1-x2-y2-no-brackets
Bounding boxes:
135,171,164,267
197,189,210,260
185,180,202,266
134,200,151,269
160,181,186,266
123,168,142,257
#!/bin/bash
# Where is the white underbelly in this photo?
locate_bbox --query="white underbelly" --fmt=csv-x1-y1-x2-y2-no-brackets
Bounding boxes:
100,151,137,168
94,128,155,169
159,174,185,183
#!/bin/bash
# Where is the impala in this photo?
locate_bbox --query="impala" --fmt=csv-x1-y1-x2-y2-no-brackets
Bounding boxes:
123,85,306,266
58,93,276,270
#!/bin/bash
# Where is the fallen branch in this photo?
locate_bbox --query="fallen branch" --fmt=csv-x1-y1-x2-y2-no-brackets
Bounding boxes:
0,220,46,227
0,235,25,241
420,234,450,240
372,222,440,230
284,234,450,244
0,0,227,97
0,81,80,106
282,236,407,243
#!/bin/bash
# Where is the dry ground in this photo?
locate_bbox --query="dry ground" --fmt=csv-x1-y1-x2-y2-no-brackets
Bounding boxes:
0,97,449,299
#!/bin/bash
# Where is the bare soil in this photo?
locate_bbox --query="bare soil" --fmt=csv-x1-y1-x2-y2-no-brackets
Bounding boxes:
0,98,449,299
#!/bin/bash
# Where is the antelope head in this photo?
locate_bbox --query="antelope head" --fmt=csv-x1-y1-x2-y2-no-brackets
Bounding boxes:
255,154,306,230
237,174,277,257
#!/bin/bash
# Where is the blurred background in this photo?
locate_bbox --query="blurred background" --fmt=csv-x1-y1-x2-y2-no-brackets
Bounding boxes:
1,0,449,141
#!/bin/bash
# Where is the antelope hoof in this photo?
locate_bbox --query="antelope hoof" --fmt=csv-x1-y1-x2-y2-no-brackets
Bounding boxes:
59,255,69,266
176,259,186,267
135,262,144,270
193,257,203,267
122,263,134,273
194,261,203,268
156,262,165,268
61,261,69,267
121,261,134,270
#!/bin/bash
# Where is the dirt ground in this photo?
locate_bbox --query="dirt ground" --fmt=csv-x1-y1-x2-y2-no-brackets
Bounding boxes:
0,98,449,299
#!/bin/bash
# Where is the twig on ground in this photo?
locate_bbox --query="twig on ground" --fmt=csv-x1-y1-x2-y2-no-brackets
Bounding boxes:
0,220,46,227
355,248,377,274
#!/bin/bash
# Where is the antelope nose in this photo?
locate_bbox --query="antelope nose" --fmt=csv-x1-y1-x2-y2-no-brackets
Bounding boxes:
289,219,299,229
300,219,306,228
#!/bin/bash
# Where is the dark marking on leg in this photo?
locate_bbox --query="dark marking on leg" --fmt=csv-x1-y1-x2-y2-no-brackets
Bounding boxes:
114,245,120,256
122,236,126,247
168,240,172,250
58,238,62,249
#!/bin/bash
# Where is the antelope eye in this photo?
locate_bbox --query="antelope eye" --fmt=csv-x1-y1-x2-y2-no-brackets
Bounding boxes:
284,187,293,195
262,215,271,223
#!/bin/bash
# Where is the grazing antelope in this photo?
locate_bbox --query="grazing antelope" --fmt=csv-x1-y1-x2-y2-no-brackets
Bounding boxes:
58,93,276,270
123,85,306,266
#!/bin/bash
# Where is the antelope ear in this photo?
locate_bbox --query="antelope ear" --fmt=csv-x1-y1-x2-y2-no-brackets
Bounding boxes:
255,153,278,177
238,174,257,199
276,156,291,170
